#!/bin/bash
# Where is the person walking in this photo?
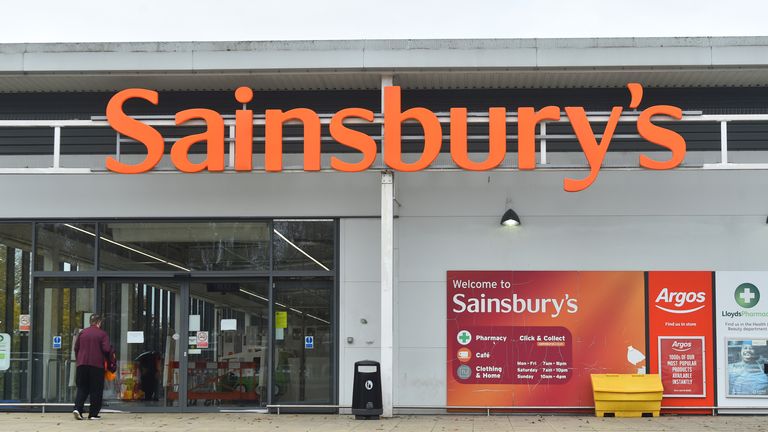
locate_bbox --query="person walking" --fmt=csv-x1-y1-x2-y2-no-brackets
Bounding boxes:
73,314,112,420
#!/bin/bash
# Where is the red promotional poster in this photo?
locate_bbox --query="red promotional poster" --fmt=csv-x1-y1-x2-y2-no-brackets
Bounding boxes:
447,271,646,408
658,337,705,397
647,271,714,411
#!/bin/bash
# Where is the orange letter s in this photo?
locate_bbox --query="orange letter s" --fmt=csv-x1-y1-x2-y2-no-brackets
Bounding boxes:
329,108,377,172
637,105,686,170
383,86,441,171
105,89,164,174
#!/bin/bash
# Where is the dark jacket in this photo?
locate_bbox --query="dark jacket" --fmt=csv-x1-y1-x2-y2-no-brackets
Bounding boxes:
74,325,111,369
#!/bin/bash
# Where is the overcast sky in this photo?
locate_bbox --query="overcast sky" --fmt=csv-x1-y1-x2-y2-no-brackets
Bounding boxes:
0,0,765,43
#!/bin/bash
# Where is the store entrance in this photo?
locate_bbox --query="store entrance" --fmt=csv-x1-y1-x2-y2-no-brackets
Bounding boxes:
99,279,182,411
185,279,270,409
97,277,332,412
99,278,270,411
14,218,337,412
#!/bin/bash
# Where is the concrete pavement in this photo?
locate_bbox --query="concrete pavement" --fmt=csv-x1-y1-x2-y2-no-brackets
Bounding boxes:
0,412,766,431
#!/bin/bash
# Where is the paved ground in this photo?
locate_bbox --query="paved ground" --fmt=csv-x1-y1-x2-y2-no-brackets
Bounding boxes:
0,413,767,432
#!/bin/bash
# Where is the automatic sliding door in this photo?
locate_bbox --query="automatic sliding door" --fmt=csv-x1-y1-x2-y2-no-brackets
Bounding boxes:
100,280,182,409
186,280,269,408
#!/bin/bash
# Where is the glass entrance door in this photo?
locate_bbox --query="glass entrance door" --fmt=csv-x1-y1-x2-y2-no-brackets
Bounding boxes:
185,280,269,408
96,278,284,411
94,276,333,411
100,280,182,410
31,278,95,404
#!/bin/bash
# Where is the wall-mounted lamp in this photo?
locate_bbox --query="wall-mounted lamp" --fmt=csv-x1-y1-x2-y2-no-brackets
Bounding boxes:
500,208,521,227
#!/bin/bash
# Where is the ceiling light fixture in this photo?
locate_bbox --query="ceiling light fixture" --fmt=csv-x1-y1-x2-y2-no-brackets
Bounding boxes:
500,208,521,227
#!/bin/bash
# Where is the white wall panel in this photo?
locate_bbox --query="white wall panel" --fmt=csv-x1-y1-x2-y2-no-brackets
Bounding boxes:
396,348,446,406
393,169,768,406
0,171,379,218
338,218,380,405
397,282,445,349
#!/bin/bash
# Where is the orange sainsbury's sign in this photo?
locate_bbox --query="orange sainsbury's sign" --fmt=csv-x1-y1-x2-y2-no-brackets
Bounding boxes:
105,83,685,192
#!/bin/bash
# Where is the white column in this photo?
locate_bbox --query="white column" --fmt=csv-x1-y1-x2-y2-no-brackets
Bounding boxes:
720,121,728,164
120,285,130,369
380,73,395,418
380,171,394,417
53,126,61,168
228,125,236,168
540,122,547,166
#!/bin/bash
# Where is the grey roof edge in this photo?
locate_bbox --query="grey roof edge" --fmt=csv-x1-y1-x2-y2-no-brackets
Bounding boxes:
1,36,768,54
3,36,768,74
2,37,768,91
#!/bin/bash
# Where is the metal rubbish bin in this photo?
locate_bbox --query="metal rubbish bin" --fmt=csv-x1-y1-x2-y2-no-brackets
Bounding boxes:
352,360,382,420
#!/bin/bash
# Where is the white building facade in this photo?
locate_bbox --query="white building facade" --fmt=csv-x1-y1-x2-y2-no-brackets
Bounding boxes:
0,37,767,414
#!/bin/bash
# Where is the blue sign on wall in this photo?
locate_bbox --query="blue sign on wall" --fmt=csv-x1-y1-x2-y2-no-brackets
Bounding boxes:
52,335,62,349
304,335,314,349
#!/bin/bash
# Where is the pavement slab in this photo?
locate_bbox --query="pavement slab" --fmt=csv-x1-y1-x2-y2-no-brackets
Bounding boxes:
0,413,766,432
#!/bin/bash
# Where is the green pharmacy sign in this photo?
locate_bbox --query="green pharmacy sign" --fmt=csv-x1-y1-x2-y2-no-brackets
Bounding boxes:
735,283,760,309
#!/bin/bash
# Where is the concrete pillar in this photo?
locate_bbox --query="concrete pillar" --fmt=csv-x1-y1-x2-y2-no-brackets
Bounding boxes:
380,72,395,419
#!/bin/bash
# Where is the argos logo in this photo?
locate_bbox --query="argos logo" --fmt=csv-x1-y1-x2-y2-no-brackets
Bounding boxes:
670,341,693,352
654,287,707,314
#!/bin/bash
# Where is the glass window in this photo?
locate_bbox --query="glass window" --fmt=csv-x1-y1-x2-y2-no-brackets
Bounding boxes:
0,223,32,403
187,280,269,407
273,277,333,403
99,222,270,272
273,220,334,272
35,223,96,271
30,277,94,403
15,217,338,409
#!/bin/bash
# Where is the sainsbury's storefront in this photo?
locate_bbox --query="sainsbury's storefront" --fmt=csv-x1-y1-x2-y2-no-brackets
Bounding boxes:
0,37,768,415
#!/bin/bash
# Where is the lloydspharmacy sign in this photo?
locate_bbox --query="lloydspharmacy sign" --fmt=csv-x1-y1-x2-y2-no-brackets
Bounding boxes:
722,282,768,318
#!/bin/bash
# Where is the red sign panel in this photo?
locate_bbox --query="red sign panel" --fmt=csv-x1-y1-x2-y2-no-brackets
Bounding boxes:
659,337,706,397
447,271,646,407
647,271,714,409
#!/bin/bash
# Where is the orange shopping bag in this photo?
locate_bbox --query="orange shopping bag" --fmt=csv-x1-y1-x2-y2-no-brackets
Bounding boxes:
104,358,117,381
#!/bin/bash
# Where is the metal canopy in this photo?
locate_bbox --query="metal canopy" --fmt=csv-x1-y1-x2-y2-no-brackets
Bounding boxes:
1,37,768,92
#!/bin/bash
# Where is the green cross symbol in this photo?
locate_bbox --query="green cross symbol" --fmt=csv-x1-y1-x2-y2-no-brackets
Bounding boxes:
735,283,760,309
458,331,471,344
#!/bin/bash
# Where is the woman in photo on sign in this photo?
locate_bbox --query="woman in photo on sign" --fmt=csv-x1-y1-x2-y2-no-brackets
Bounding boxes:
728,342,768,396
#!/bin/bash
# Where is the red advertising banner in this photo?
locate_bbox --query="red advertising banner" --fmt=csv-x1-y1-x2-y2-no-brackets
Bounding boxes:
447,271,646,408
647,271,714,410
658,337,705,396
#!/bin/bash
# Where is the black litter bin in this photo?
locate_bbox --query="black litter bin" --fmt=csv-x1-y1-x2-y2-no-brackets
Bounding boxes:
352,360,383,420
